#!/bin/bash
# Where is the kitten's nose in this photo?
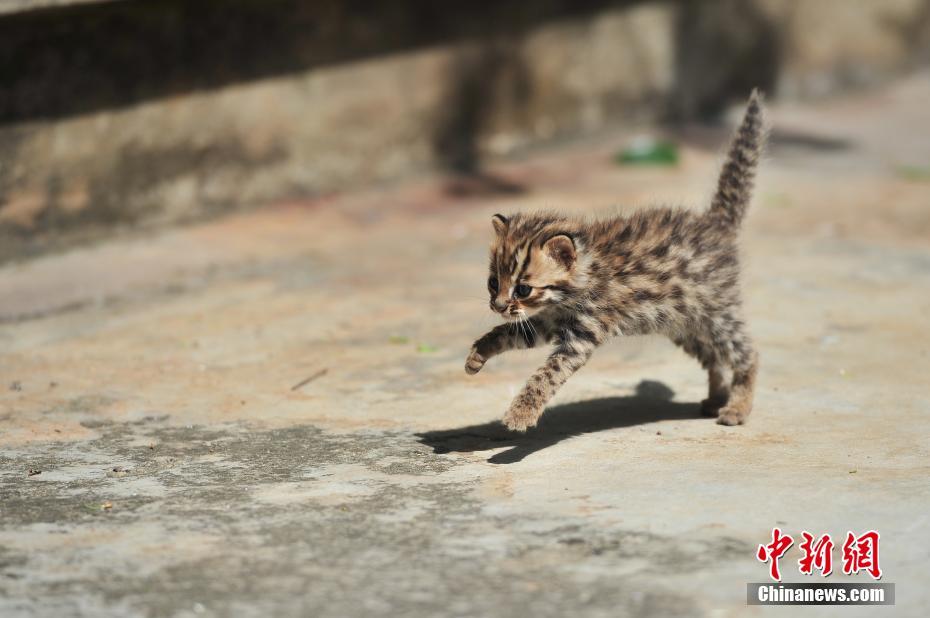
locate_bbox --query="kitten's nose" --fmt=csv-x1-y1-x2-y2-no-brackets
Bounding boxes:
492,297,509,313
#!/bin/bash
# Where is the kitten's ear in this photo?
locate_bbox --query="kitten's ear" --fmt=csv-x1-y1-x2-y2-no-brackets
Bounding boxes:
491,214,509,235
544,235,576,269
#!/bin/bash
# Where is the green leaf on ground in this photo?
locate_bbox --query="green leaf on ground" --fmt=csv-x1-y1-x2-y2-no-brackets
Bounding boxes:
895,165,930,181
616,138,679,166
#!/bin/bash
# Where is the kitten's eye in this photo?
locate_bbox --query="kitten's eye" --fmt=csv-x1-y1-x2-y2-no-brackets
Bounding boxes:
515,284,532,299
488,276,499,293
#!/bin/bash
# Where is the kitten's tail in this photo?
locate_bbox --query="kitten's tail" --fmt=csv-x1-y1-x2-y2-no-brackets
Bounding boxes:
708,89,767,230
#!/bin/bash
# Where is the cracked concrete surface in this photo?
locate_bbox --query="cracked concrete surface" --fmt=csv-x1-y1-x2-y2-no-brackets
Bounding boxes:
2,77,929,617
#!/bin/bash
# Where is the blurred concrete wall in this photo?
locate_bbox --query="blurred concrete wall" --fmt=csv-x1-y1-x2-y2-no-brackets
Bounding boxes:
1,0,928,262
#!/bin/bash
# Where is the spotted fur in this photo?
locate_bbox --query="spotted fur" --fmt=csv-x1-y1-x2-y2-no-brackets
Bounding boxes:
466,91,766,431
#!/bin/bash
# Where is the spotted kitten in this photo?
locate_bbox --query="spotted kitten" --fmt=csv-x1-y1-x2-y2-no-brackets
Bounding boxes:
465,91,766,431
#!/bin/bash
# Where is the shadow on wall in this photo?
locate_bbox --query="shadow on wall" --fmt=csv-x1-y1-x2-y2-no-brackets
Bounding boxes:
9,0,925,262
0,0,636,259
669,0,782,122
0,0,632,125
429,0,786,188
418,380,701,464
0,0,784,145
432,37,531,197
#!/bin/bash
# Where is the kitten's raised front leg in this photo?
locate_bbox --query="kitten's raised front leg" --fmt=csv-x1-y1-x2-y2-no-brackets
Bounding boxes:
465,319,546,375
503,323,603,431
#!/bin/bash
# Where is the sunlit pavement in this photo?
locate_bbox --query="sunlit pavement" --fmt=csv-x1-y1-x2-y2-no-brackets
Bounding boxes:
2,76,929,617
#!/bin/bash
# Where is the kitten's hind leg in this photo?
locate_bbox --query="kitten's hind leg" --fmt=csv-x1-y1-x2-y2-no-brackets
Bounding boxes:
672,335,728,416
701,363,731,417
716,348,758,426
712,320,758,425
678,323,758,425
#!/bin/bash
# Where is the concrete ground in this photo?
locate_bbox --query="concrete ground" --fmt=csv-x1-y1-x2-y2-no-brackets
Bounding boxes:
2,76,929,617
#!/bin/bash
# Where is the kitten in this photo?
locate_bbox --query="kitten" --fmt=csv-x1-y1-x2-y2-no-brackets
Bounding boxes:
465,91,766,431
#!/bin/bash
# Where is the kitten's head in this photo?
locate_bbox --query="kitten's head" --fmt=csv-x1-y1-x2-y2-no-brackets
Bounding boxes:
486,213,578,320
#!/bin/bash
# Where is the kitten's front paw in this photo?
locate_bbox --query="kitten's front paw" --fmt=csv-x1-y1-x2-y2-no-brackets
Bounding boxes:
502,399,541,432
465,348,486,375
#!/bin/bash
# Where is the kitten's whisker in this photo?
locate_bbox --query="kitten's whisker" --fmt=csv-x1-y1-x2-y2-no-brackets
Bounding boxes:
526,317,539,341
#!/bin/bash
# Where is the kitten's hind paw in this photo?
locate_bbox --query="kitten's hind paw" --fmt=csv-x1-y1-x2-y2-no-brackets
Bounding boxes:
465,348,486,375
700,398,725,417
716,406,748,426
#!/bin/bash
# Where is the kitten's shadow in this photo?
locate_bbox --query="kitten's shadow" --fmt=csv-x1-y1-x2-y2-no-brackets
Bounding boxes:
417,380,701,464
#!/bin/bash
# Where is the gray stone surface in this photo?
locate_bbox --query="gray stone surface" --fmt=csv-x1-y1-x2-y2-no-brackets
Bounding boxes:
1,76,929,617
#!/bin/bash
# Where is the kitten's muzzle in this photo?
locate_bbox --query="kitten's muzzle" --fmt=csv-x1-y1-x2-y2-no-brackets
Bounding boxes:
490,298,524,321
490,297,510,314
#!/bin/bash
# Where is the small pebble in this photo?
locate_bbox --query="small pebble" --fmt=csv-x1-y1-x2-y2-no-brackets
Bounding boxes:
108,467,130,478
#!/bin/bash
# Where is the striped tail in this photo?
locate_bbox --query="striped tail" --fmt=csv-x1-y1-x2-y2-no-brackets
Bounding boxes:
709,89,767,229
